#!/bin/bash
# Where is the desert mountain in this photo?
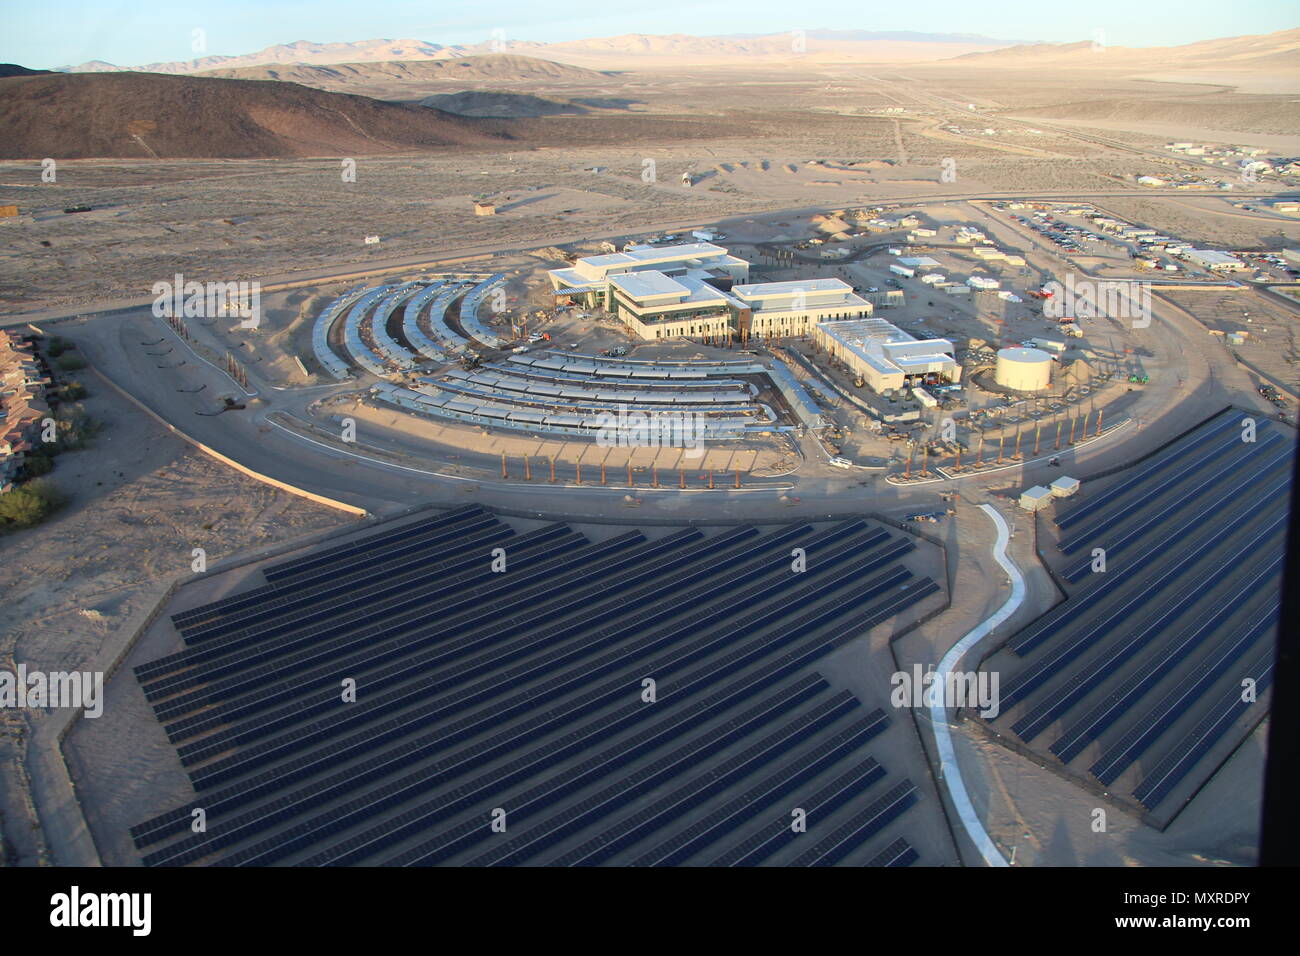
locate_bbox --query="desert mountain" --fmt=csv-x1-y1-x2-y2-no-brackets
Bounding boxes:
196,54,605,87
0,63,53,77
0,71,515,159
944,27,1300,69
62,31,1016,75
64,38,453,74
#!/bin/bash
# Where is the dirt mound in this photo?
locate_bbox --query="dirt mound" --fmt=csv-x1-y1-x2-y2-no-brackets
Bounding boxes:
0,71,516,159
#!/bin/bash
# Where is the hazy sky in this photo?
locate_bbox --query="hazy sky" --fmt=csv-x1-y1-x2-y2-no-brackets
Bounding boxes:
4,0,1295,69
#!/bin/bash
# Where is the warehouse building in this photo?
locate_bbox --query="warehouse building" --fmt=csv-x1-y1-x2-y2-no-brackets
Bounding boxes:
813,318,959,392
1184,249,1250,272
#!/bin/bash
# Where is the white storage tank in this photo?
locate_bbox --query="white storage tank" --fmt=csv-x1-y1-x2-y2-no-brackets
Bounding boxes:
995,347,1052,391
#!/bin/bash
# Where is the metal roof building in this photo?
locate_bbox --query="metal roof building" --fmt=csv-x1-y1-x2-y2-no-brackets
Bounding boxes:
812,318,959,393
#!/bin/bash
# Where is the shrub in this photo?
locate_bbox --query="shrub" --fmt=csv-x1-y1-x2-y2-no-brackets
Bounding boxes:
56,354,87,371
22,451,53,478
53,405,101,451
62,381,87,400
0,480,65,528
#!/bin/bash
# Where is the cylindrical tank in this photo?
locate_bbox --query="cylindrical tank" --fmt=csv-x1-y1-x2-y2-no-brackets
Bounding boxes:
995,347,1052,391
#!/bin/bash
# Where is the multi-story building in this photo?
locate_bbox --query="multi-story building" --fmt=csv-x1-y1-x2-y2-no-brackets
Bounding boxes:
548,242,750,310
550,244,872,344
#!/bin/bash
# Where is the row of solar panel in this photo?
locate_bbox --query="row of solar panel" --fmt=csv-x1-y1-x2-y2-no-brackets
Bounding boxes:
551,701,890,867
544,349,761,370
363,283,423,371
474,361,752,392
162,528,720,741
134,528,935,863
1058,431,1286,559
153,529,593,708
372,384,760,438
401,282,453,362
629,708,891,866
466,684,860,866
296,574,937,867
311,286,369,380
342,285,399,378
442,368,753,406
1004,498,1285,705
1132,647,1274,809
159,530,663,737
294,671,837,867
263,505,486,584
177,526,896,780
174,513,506,645
423,378,765,417
509,353,767,380
144,526,586,698
425,284,473,355
457,275,508,349
1011,536,1286,743
134,524,824,852
1090,603,1278,788
865,837,918,867
1054,412,1250,531
1040,548,1284,759
1013,460,1292,654
168,507,490,634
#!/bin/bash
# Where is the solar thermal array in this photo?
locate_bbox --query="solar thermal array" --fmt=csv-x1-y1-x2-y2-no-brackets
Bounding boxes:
401,282,449,362
371,383,765,439
311,286,369,380
458,275,509,349
982,409,1289,821
342,285,399,377
130,507,937,865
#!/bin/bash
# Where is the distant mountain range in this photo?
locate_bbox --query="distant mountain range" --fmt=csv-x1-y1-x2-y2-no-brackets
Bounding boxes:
59,31,1021,74
947,28,1300,69
196,54,605,87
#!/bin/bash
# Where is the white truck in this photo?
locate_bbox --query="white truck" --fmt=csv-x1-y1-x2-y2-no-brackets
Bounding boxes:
890,264,915,279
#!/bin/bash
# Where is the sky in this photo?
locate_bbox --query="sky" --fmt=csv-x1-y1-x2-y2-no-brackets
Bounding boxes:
3,0,1295,69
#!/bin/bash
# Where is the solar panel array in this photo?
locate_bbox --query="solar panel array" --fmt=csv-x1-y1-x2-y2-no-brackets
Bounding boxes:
342,285,399,377
401,282,450,362
458,275,509,349
982,409,1288,820
130,508,937,865
311,286,368,380
366,284,423,371
371,384,764,440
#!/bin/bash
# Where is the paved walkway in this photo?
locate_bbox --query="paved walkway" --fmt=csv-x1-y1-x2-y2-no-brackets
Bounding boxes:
929,503,1024,867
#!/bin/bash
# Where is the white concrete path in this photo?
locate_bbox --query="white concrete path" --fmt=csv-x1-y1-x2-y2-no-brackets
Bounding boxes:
929,502,1026,866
